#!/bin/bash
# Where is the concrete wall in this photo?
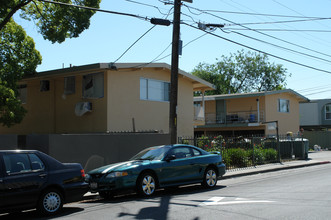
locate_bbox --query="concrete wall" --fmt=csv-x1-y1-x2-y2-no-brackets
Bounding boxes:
0,133,170,172
0,135,18,150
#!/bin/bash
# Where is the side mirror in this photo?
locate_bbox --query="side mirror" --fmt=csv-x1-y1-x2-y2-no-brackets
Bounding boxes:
165,154,176,162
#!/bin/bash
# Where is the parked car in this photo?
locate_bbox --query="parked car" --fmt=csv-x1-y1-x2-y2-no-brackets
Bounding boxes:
0,150,88,216
86,144,226,198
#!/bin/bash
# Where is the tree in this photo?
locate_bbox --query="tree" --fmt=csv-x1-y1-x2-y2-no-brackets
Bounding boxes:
1,0,101,43
192,50,289,95
0,19,41,127
0,0,101,127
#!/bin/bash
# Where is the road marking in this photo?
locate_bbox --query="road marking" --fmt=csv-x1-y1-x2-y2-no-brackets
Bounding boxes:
199,197,275,206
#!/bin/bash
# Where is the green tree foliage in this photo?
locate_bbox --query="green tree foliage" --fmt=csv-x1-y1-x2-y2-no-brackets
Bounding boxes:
0,0,100,127
192,50,289,95
0,19,41,127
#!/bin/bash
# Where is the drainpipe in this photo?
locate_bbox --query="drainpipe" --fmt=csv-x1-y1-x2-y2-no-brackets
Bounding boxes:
256,98,260,123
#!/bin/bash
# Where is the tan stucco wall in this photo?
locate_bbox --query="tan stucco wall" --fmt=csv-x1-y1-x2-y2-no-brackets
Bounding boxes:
0,71,108,135
106,68,193,137
264,93,300,135
0,67,196,138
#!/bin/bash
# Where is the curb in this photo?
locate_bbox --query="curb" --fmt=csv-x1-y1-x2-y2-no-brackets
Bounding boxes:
222,161,331,180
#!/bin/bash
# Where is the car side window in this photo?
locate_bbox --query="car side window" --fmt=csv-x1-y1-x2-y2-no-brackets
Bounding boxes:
3,154,32,174
29,154,45,171
192,149,201,156
170,147,193,159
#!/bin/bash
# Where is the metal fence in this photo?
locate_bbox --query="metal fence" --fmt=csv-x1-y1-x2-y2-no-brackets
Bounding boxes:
179,134,309,170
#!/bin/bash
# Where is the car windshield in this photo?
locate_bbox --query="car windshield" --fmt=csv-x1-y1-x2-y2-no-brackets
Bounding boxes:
130,147,169,161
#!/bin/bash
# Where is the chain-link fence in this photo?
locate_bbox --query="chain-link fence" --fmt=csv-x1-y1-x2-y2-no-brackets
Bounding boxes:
179,134,309,170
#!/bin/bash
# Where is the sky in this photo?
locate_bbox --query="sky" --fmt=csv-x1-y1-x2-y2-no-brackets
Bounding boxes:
14,0,331,100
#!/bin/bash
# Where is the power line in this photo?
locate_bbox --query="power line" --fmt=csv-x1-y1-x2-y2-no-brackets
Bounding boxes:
221,29,331,64
200,9,325,19
37,0,149,21
224,28,331,33
226,17,331,26
125,0,170,16
183,4,331,60
183,22,331,75
113,25,156,63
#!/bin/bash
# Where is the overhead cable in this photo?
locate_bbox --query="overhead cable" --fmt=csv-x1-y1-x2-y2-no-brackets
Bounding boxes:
37,0,149,21
183,4,331,59
184,22,331,75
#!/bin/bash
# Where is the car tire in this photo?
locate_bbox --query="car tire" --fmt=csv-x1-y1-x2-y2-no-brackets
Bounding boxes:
37,188,63,216
137,172,157,197
99,191,114,199
202,167,218,188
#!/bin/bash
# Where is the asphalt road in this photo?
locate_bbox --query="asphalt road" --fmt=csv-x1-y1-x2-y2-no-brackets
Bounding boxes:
2,162,331,220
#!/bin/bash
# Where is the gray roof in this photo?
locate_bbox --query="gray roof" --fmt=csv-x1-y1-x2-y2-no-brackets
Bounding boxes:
194,89,309,102
24,62,215,91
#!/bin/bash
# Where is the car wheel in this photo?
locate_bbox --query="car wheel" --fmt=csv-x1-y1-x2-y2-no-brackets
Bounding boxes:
37,188,63,216
202,167,218,188
137,172,157,196
99,191,114,199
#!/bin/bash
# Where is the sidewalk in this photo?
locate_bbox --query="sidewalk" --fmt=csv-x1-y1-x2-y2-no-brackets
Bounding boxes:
83,151,331,198
223,150,331,179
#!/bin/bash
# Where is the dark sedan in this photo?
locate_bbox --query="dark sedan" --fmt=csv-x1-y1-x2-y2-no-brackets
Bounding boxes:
0,150,88,216
86,144,226,198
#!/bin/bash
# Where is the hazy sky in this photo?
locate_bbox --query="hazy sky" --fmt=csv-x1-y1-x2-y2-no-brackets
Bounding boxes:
15,0,331,100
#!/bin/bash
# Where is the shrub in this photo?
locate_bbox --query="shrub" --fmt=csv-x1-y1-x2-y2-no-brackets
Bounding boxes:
264,148,278,162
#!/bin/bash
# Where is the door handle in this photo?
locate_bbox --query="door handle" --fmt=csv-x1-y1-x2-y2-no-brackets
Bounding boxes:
39,173,47,178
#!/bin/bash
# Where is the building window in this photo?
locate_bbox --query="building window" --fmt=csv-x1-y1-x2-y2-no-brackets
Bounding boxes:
140,78,170,102
82,73,104,98
278,99,290,113
18,84,27,104
325,104,331,120
40,80,50,92
64,76,75,95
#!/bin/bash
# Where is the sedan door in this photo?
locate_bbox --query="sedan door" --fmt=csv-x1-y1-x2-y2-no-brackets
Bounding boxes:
159,147,201,186
0,153,47,209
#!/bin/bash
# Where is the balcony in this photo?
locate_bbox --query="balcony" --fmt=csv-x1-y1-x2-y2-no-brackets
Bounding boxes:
203,111,265,125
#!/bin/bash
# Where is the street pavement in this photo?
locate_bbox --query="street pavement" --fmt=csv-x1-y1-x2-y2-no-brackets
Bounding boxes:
84,150,331,198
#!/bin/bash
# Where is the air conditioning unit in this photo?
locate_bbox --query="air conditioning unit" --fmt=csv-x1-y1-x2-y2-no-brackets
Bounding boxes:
75,102,92,116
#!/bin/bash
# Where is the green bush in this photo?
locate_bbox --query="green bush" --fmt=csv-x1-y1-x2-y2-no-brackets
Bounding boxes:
264,148,278,162
227,148,248,168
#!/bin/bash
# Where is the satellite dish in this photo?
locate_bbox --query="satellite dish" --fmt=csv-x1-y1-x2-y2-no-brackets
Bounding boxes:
75,102,92,116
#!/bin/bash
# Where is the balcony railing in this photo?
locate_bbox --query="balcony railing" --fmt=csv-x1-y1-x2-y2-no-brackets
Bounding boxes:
203,111,265,125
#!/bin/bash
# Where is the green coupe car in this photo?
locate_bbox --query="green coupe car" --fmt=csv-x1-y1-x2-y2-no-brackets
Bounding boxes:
86,144,226,198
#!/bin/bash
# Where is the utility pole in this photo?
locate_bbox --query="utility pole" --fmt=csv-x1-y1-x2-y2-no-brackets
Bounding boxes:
169,0,181,145
169,0,192,144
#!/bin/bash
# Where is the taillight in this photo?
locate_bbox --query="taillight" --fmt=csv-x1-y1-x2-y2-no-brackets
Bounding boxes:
81,169,86,178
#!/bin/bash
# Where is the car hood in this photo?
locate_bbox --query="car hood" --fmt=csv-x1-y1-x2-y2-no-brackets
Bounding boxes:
88,160,146,174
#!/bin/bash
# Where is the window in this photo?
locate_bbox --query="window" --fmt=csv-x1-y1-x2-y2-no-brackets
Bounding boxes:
325,104,331,120
192,148,201,156
169,147,192,159
64,76,75,95
278,99,290,113
3,153,45,174
140,78,170,102
82,73,104,98
3,154,32,174
40,80,50,92
18,84,27,104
